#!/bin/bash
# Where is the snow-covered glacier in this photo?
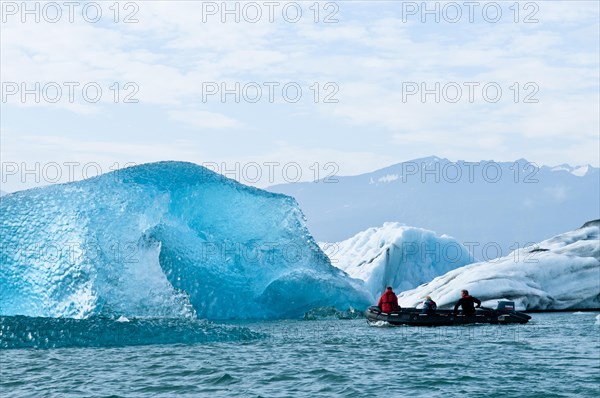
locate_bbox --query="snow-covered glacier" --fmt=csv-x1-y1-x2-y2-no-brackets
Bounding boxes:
320,222,475,298
397,221,600,310
0,162,371,320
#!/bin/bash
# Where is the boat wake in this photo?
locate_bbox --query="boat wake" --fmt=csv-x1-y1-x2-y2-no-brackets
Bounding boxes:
367,320,392,328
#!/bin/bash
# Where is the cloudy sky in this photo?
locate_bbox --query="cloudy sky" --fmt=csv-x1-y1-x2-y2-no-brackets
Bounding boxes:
1,0,599,191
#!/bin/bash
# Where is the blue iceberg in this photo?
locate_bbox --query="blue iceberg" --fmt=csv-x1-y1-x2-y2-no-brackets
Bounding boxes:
0,162,370,319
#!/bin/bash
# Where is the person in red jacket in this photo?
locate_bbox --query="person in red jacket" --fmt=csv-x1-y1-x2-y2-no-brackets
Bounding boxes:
377,286,399,313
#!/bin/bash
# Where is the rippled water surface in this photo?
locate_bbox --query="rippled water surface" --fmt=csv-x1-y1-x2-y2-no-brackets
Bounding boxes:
1,312,599,397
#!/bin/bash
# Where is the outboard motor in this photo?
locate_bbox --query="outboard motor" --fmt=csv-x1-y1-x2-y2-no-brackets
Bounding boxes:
496,301,516,313
495,301,531,324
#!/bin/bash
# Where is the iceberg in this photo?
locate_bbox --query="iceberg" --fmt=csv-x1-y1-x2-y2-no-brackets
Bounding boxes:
397,221,600,311
320,222,475,298
0,162,370,320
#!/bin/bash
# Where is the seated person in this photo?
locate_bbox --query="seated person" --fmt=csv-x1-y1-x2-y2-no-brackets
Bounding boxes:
377,286,399,313
453,289,481,316
421,296,437,315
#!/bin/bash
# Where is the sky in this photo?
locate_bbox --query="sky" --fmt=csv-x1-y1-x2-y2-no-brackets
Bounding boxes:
1,0,599,192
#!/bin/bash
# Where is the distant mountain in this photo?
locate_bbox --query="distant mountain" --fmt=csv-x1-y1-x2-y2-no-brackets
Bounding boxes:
269,157,600,259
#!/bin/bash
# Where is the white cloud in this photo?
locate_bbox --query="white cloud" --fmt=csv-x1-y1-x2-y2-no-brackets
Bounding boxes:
168,110,242,129
1,0,598,193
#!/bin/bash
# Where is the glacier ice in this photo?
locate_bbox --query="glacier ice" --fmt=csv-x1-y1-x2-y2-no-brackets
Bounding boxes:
320,222,475,299
0,162,370,320
397,221,600,311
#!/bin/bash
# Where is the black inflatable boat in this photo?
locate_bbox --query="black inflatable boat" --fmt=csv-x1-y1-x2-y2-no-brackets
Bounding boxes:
365,301,531,326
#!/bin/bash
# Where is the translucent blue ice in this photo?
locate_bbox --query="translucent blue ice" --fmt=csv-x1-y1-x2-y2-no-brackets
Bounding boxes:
0,162,370,319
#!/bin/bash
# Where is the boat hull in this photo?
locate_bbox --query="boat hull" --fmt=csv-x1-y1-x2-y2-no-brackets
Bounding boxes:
365,306,531,326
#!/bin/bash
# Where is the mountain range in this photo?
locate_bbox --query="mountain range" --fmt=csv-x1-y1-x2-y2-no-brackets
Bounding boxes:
269,157,600,260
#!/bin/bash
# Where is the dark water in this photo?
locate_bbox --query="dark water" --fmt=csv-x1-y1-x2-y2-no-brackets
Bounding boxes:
1,312,599,397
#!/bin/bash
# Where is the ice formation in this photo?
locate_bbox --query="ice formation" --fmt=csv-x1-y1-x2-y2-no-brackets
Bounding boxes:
0,162,370,320
397,221,600,310
320,222,475,298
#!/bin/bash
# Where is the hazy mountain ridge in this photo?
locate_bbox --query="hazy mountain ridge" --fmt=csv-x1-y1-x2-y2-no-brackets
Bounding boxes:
269,157,600,259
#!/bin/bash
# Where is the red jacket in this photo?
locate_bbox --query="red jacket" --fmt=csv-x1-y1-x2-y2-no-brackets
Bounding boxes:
378,290,399,313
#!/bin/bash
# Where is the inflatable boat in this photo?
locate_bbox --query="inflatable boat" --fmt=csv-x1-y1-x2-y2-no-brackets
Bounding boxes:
365,301,531,326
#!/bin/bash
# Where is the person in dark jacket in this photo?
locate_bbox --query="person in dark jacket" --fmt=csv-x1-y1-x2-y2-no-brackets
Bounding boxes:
377,286,399,313
454,289,481,316
421,296,437,315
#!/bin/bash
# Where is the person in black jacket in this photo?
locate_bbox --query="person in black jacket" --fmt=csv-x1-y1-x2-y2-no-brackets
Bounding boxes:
421,296,437,315
454,289,481,316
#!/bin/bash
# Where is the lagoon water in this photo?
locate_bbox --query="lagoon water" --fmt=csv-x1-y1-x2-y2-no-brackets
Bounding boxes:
1,312,599,397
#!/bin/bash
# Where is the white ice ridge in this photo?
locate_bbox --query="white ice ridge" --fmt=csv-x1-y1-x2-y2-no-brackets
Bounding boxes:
397,221,600,311
320,222,475,299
